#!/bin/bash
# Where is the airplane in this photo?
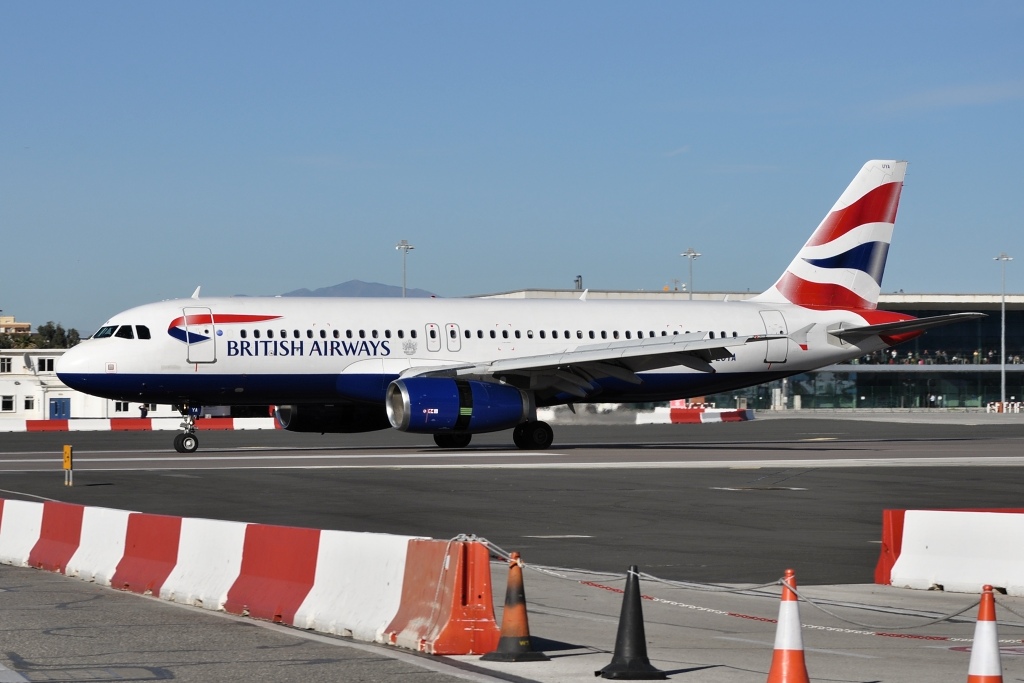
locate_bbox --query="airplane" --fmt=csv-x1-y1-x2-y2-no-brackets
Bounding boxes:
56,160,982,453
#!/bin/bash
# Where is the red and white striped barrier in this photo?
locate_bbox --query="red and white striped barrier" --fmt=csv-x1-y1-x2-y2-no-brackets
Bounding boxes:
0,498,499,654
636,406,755,425
875,508,1024,596
0,417,279,433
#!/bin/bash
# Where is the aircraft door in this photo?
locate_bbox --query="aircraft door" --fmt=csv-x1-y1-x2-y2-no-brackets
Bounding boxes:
182,306,217,364
759,310,789,363
425,323,441,352
445,323,461,352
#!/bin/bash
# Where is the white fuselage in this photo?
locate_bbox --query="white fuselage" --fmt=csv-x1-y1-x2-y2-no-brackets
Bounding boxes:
56,295,888,406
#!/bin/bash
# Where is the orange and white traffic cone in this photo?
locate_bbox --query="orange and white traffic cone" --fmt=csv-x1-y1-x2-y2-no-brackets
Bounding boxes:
481,551,549,662
766,568,809,683
967,585,1003,683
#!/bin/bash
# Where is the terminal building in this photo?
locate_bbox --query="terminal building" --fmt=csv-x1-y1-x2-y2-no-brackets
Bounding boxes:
1,292,1020,422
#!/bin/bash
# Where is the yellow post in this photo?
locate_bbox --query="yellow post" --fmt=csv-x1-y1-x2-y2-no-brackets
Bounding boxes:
62,444,73,486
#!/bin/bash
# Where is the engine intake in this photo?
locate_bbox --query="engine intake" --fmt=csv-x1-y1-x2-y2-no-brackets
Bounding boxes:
386,378,530,434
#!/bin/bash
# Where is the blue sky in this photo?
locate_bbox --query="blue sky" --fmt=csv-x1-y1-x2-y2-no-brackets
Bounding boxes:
2,2,1023,332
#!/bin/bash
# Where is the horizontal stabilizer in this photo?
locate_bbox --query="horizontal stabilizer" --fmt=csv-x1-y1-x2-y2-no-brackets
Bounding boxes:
833,312,986,341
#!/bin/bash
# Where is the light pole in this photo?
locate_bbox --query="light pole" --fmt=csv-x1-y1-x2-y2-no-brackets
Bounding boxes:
681,247,701,301
396,240,415,297
995,252,1013,409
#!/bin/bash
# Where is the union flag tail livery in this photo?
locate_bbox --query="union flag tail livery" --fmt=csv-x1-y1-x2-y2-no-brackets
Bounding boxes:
57,159,983,454
755,160,906,310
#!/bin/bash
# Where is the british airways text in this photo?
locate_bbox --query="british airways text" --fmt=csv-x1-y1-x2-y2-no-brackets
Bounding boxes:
226,340,391,357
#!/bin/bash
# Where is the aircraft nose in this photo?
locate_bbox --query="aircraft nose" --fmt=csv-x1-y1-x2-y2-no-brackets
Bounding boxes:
56,343,102,392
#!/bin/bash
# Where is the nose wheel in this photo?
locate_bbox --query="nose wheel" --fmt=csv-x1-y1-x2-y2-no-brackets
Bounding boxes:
173,432,199,453
173,404,201,453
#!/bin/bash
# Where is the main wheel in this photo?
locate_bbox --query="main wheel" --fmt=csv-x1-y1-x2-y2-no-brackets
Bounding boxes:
512,421,553,450
180,433,199,453
173,433,186,453
433,433,472,449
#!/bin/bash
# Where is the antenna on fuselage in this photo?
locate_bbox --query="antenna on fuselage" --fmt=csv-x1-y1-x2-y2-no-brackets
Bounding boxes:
191,286,201,299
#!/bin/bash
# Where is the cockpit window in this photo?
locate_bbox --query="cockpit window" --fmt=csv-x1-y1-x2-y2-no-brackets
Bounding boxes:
114,325,135,339
136,325,151,340
94,325,117,339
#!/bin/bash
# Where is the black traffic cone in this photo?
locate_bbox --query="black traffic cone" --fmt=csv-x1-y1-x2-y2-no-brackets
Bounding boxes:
481,551,550,662
595,566,666,680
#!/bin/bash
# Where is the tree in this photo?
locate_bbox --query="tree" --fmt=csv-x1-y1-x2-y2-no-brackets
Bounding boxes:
33,322,81,349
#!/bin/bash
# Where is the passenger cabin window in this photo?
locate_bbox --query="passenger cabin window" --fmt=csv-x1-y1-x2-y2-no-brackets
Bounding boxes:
253,330,261,339
429,329,437,339
136,326,151,339
267,330,274,338
397,330,405,339
411,330,417,339
240,330,248,339
321,330,327,339
306,330,313,339
489,330,496,339
114,325,134,339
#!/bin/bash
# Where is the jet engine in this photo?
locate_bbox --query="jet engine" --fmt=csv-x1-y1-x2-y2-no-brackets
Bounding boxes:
273,402,391,433
386,378,530,434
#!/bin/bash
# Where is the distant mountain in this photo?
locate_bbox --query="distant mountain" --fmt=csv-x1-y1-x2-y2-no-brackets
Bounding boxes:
281,279,436,298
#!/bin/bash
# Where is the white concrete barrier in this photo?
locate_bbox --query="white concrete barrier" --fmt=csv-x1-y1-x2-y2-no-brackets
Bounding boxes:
159,517,248,610
293,530,416,641
889,510,1024,595
0,500,43,566
65,506,133,585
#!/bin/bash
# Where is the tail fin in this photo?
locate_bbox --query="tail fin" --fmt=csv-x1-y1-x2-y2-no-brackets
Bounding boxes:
754,160,907,310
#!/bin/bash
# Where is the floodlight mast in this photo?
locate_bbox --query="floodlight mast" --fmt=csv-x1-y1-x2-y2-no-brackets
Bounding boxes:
396,240,415,298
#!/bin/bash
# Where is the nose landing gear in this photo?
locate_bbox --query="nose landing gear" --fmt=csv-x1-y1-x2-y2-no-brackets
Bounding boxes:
173,404,201,453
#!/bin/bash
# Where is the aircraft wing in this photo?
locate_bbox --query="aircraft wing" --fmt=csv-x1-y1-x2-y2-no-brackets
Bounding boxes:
401,333,776,398
832,312,986,342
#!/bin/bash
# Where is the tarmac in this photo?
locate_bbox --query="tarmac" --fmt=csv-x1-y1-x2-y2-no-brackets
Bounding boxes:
4,556,1024,682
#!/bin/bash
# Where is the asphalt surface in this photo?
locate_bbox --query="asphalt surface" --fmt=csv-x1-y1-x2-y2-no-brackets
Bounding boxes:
4,419,1024,585
3,415,1024,681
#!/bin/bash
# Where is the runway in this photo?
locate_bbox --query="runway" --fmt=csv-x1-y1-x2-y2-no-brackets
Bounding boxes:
3,417,1024,585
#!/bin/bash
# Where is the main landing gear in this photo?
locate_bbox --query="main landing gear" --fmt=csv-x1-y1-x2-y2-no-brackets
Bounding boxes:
512,421,554,450
430,420,554,450
173,404,200,453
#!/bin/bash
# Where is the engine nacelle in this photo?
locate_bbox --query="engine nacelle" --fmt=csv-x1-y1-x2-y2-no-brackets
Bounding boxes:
386,378,530,434
274,403,391,433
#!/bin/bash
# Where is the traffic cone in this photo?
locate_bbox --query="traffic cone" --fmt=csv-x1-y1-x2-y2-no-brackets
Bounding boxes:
595,566,667,680
481,551,549,662
766,569,809,683
967,585,1003,683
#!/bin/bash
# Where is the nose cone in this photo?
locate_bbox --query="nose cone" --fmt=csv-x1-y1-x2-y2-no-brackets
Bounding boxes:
56,342,102,394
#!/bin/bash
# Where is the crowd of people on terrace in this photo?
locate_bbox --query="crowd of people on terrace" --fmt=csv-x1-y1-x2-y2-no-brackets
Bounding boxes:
843,349,1023,365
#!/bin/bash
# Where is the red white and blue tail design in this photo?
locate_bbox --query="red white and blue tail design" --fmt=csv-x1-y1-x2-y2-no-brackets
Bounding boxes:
755,160,907,310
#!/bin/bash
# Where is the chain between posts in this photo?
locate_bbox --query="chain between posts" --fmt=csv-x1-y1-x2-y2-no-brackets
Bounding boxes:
452,533,1024,642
